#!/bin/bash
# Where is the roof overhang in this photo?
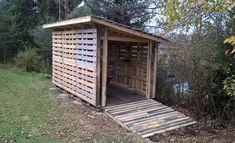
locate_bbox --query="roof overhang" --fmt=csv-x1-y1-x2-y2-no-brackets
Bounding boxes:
43,16,92,29
43,16,168,44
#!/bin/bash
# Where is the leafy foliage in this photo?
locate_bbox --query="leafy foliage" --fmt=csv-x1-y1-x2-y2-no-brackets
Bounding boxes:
165,0,233,25
223,75,235,97
164,0,235,56
162,1,235,120
224,36,235,55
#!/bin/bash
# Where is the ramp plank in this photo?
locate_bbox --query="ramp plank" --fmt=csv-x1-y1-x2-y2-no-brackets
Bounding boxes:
105,99,196,138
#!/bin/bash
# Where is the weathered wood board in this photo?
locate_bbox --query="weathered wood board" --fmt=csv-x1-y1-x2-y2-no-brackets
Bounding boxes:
105,99,197,138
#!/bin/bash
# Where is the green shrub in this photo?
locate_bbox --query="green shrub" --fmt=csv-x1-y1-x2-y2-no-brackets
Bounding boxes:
15,48,45,72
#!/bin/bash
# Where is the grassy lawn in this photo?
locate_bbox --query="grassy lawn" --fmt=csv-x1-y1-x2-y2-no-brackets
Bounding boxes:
0,65,146,143
2,64,233,143
0,65,64,143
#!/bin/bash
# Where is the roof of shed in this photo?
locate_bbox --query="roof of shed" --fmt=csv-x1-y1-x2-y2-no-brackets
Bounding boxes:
43,16,168,43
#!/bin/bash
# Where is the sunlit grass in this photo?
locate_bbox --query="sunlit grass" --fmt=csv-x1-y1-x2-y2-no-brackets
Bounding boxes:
0,65,64,143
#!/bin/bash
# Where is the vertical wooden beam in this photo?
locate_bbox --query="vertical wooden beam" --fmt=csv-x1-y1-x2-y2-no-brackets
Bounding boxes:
152,42,158,98
146,40,153,99
101,27,108,106
61,31,65,90
96,25,101,108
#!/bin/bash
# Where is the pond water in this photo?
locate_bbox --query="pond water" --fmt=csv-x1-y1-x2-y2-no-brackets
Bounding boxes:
173,82,190,94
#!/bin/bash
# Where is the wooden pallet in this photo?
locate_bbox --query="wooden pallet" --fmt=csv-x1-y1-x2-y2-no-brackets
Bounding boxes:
108,42,150,94
105,99,197,138
52,28,98,106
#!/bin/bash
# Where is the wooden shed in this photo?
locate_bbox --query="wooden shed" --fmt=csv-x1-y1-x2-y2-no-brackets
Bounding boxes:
43,16,168,108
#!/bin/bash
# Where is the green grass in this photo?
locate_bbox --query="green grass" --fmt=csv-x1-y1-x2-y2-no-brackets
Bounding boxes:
0,65,64,143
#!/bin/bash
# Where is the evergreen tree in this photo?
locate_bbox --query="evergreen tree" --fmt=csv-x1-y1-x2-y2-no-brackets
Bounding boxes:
0,0,18,63
70,0,160,29
6,0,39,48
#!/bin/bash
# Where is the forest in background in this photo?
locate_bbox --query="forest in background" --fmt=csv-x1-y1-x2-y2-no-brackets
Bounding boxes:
0,0,234,121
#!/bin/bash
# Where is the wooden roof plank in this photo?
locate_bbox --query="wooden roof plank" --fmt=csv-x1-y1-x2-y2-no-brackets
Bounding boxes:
43,16,92,29
43,16,168,43
91,16,167,43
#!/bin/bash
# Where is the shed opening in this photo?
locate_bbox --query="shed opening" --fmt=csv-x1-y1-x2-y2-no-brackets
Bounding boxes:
106,41,152,106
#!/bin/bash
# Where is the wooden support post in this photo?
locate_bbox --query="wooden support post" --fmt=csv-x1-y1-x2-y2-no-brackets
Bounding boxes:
96,25,101,108
146,40,153,99
101,27,108,106
61,31,65,90
152,42,158,98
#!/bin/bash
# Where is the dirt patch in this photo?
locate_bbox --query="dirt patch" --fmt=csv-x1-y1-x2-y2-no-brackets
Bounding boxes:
53,92,235,143
55,95,146,143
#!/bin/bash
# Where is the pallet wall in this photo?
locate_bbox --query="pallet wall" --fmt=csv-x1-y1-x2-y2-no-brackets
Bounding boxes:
52,28,97,106
108,42,155,95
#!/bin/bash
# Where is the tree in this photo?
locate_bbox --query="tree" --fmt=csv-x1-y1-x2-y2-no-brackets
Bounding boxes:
0,0,18,63
0,0,84,63
163,0,235,119
6,0,40,48
165,0,235,56
68,0,165,30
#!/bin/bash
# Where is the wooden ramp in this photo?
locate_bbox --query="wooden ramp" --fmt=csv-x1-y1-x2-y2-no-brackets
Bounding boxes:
104,99,197,138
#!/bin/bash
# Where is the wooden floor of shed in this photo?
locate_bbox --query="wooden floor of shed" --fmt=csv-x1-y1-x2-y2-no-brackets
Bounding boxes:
106,84,145,106
104,99,197,138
